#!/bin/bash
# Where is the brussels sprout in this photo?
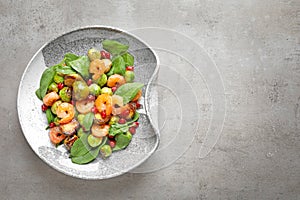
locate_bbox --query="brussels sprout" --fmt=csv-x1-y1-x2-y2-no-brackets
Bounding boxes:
48,82,58,92
124,71,135,83
97,74,107,87
87,134,103,147
73,81,89,100
51,100,62,115
89,83,101,96
54,74,64,84
109,116,120,125
100,144,112,158
87,48,101,61
64,74,84,87
77,114,85,126
101,87,113,95
59,87,72,102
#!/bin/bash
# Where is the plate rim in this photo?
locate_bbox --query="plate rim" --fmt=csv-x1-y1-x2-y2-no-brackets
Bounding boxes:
17,25,160,180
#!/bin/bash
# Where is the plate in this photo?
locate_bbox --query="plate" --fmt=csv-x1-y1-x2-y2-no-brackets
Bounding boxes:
17,26,160,179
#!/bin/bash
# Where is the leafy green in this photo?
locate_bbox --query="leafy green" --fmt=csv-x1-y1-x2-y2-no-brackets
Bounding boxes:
45,109,54,124
35,88,42,100
113,132,132,151
107,55,126,76
64,53,79,66
109,125,129,137
109,112,140,137
69,56,90,79
36,66,56,99
114,82,144,104
55,65,76,75
70,133,90,157
102,39,129,56
122,52,134,67
82,112,94,131
71,135,107,164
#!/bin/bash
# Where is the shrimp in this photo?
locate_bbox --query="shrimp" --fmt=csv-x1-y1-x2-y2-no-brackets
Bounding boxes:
89,59,106,80
131,89,142,102
102,59,112,73
112,95,124,115
60,119,79,135
91,124,110,138
43,91,60,106
56,102,75,124
107,74,126,88
49,126,66,144
75,99,94,114
95,94,112,116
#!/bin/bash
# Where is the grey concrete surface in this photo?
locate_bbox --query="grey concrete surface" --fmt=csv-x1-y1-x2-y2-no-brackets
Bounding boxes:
1,0,299,199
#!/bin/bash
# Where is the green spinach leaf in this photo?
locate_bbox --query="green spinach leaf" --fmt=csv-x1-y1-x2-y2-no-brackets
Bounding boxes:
113,132,132,151
55,65,76,75
122,52,134,67
109,125,129,137
69,56,90,79
64,53,79,66
107,55,126,76
114,82,144,104
102,40,129,56
71,136,107,164
70,133,90,157
82,112,94,131
36,66,56,99
35,88,42,100
45,109,54,124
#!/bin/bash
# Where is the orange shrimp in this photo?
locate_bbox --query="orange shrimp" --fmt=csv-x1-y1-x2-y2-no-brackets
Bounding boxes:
49,126,66,144
56,102,75,124
89,59,106,80
43,91,60,106
95,94,112,116
107,74,126,88
91,124,110,138
75,99,94,114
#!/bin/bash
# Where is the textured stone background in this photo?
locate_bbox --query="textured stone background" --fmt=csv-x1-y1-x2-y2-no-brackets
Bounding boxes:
1,0,299,199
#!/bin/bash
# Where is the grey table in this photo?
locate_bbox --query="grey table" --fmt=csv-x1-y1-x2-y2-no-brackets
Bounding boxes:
1,0,299,199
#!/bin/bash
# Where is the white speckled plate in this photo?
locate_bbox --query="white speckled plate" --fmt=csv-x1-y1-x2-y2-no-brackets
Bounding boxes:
17,26,160,179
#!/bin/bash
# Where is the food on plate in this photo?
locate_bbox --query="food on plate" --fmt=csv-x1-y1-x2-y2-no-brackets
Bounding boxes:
35,40,143,164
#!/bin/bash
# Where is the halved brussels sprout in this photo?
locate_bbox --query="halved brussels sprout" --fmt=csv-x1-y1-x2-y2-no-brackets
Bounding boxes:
87,48,101,61
97,74,107,87
100,144,112,158
87,134,103,147
89,83,101,96
73,81,89,101
59,87,72,102
101,87,113,95
124,71,135,83
54,74,64,84
48,82,58,92
51,100,62,115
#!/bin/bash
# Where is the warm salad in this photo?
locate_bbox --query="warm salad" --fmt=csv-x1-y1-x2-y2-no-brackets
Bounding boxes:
35,40,143,164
